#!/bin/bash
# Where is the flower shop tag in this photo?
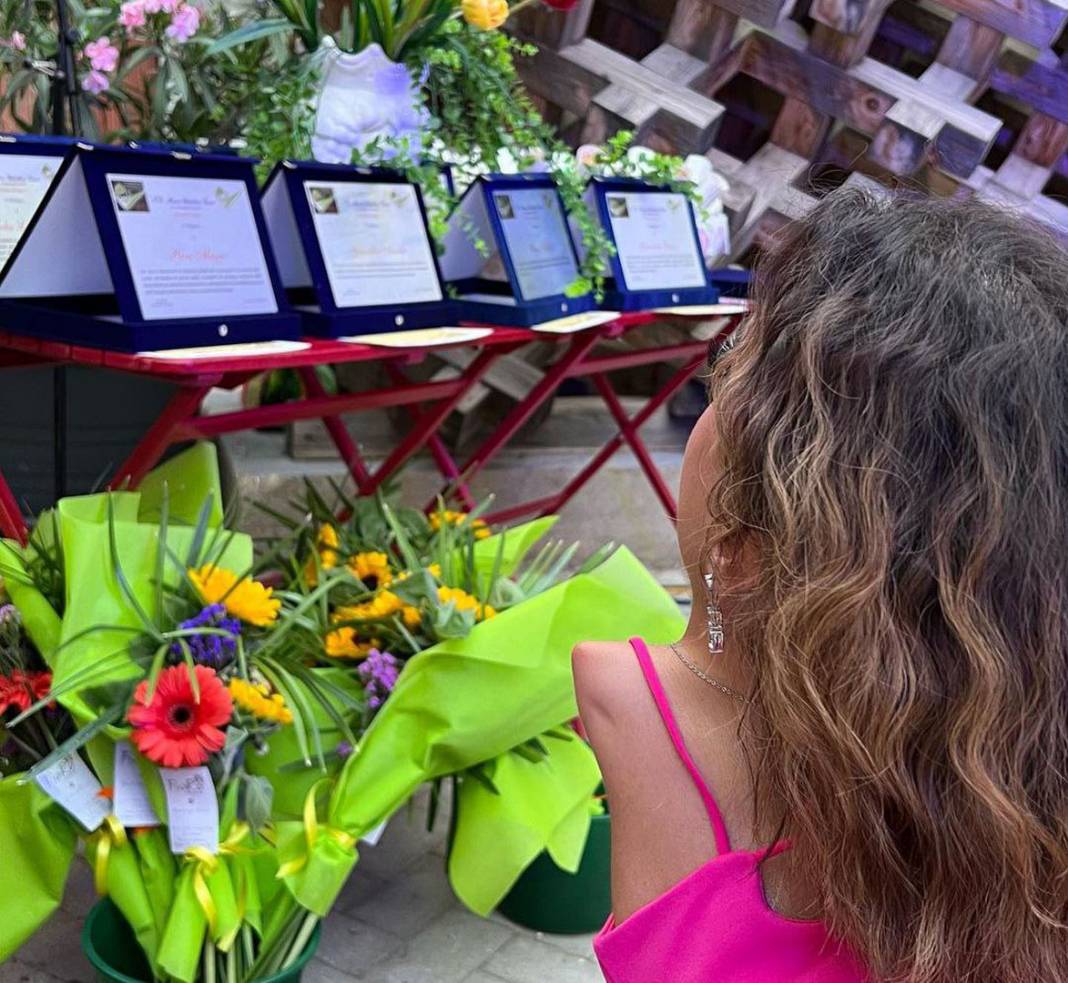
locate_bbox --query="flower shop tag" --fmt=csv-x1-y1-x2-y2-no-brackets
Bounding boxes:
114,741,161,828
361,820,387,847
34,752,109,832
161,767,219,854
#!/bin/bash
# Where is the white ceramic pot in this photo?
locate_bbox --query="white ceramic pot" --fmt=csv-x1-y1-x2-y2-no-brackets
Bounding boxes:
311,39,428,164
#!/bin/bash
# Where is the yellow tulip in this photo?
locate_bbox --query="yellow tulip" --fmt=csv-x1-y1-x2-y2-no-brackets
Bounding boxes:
462,0,509,30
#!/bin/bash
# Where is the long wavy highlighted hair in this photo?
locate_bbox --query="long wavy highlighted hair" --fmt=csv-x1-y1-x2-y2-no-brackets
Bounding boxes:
708,190,1068,982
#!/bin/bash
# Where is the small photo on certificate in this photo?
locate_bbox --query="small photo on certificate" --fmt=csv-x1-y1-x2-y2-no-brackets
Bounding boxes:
308,186,339,215
495,194,515,220
110,179,149,212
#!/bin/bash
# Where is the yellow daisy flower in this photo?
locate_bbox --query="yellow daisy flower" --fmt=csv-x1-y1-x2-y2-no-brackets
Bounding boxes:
348,551,393,590
402,605,422,629
324,627,380,659
438,586,496,621
189,565,280,627
228,678,293,725
462,0,508,30
332,590,404,623
429,510,491,540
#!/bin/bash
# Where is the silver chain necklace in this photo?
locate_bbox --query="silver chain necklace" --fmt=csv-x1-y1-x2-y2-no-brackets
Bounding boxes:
669,643,750,705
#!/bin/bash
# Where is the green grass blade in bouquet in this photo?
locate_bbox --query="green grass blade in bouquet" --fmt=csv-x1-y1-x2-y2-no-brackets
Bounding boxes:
0,775,78,961
448,732,601,915
328,545,683,852
0,542,62,664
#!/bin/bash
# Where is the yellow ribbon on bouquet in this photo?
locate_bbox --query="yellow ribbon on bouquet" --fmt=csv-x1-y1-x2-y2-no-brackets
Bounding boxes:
90,815,128,896
182,847,220,937
276,782,355,879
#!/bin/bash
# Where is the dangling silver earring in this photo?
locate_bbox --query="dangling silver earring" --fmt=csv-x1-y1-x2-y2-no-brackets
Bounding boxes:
704,571,724,655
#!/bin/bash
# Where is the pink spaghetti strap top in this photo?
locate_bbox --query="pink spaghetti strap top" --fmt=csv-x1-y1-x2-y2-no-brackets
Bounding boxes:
592,638,871,983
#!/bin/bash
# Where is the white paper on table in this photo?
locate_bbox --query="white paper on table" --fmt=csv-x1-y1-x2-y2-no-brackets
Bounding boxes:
492,188,579,301
338,326,493,348
113,741,162,828
653,299,750,317
34,751,109,831
106,173,278,321
161,766,219,854
137,339,310,359
529,310,620,334
605,191,707,293
0,153,65,270
304,182,442,308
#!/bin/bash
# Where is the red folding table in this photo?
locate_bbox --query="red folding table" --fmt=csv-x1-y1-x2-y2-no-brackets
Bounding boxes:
0,308,743,544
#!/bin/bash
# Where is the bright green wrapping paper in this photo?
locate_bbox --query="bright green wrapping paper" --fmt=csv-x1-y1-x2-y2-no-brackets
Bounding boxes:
448,735,601,915
0,776,78,961
319,546,683,915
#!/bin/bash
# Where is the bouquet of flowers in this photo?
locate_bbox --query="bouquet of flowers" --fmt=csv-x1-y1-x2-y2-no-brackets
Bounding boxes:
0,444,683,981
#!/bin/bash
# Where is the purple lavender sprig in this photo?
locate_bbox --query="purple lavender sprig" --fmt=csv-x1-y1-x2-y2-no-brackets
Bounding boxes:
170,604,240,668
358,649,399,711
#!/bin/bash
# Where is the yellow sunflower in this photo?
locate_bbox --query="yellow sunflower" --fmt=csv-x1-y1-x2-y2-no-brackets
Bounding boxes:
324,627,380,659
348,551,393,590
229,678,293,724
188,565,280,627
429,510,491,540
438,585,496,621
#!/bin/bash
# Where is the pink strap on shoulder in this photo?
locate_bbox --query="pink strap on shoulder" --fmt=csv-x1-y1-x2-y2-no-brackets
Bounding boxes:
630,637,732,855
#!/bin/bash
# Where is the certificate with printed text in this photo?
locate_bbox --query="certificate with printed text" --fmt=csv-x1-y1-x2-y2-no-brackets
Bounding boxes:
492,188,579,300
0,154,64,268
605,191,707,292
107,173,278,320
304,182,442,307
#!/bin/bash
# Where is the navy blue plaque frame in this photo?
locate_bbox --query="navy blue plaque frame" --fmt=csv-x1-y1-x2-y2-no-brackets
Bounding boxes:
261,159,454,337
0,142,299,352
446,174,595,328
587,176,718,312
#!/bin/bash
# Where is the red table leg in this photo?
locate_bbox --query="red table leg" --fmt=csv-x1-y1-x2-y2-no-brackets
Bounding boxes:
383,362,476,510
363,346,508,495
296,366,373,489
0,467,27,544
428,330,601,511
483,353,704,525
109,384,214,489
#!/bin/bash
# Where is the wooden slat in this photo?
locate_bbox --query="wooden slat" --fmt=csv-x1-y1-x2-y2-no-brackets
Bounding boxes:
929,0,1068,48
934,15,1004,78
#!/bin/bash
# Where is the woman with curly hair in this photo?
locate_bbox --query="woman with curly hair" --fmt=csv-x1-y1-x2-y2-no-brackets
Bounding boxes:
575,190,1068,982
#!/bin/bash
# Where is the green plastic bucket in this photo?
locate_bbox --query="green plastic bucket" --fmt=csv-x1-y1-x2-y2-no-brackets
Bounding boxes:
496,811,612,935
82,899,321,983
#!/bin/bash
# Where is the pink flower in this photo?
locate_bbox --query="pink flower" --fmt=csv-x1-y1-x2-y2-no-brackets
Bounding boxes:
165,4,200,42
119,1,147,31
81,70,109,94
84,37,119,72
143,0,163,11
10,32,26,51
159,0,182,11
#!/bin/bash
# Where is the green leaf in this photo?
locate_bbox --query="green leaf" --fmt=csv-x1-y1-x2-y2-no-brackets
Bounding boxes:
205,19,294,55
243,774,274,832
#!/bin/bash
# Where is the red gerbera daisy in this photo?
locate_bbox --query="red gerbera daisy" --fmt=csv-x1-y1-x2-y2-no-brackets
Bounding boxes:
127,665,233,768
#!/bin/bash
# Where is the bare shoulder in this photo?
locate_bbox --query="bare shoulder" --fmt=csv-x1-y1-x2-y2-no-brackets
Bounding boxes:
572,640,646,735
